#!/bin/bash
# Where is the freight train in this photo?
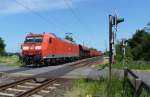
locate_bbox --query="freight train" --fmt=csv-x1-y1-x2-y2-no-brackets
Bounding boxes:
21,33,102,66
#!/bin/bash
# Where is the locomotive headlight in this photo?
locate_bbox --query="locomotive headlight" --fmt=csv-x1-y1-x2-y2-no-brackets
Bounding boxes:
35,46,42,50
22,46,29,50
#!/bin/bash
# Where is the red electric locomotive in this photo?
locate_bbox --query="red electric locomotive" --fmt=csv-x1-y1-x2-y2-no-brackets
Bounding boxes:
21,33,80,66
21,33,102,66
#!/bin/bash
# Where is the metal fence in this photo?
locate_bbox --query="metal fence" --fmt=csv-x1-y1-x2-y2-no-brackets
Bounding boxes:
124,68,150,97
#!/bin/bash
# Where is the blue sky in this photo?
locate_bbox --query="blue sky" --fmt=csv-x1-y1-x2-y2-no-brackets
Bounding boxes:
0,0,149,52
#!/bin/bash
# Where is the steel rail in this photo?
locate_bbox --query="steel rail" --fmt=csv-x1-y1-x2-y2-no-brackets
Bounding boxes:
0,77,33,90
16,79,56,97
73,57,100,68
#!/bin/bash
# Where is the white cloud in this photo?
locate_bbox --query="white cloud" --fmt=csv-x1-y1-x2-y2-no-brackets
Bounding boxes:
0,0,86,15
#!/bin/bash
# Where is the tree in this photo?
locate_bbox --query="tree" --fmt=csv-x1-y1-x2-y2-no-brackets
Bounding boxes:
115,41,123,62
128,30,150,61
116,30,150,61
115,23,150,62
143,22,150,32
0,37,5,55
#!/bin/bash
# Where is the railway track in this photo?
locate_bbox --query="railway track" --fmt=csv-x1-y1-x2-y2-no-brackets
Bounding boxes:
28,56,103,78
0,77,66,97
0,57,102,97
73,57,101,68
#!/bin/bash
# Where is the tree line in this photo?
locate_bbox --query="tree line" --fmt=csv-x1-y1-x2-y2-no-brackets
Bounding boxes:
0,37,5,55
116,23,150,61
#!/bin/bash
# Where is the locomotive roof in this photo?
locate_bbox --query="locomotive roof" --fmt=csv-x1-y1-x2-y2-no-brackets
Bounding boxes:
27,33,43,36
27,33,56,38
26,33,77,44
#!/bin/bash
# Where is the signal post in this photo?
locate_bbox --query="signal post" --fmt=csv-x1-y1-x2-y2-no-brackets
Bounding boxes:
109,14,124,80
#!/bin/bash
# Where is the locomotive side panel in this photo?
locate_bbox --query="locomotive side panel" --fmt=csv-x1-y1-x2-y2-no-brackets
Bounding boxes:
41,34,53,59
48,37,80,59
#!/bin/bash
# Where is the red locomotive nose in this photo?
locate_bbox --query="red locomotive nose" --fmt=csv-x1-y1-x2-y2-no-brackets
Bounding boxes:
22,43,42,56
22,42,42,49
22,45,42,51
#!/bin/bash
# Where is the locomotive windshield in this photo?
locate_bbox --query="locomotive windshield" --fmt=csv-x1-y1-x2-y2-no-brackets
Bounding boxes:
25,36,43,43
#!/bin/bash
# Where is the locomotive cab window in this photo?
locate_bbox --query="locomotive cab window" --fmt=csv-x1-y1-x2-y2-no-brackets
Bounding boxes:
35,36,43,43
24,37,34,43
49,38,52,44
25,36,43,43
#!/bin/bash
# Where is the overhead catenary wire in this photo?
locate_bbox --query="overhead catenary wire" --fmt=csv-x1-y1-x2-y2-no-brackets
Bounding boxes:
30,0,71,33
14,0,94,47
13,0,66,32
63,0,92,32
63,0,95,47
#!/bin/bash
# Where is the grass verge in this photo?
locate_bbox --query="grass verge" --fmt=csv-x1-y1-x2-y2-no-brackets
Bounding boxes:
65,77,126,97
0,55,22,67
112,61,150,70
96,57,109,69
96,64,108,69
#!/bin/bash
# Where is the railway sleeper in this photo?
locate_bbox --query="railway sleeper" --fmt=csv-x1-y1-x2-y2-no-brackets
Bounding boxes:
7,88,27,92
0,92,15,97
40,90,50,93
24,82,41,86
17,85,35,89
30,94,44,97
47,86,57,90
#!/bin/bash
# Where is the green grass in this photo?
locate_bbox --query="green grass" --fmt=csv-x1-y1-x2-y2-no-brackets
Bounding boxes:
96,64,108,69
112,61,150,70
65,77,126,97
0,55,22,67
